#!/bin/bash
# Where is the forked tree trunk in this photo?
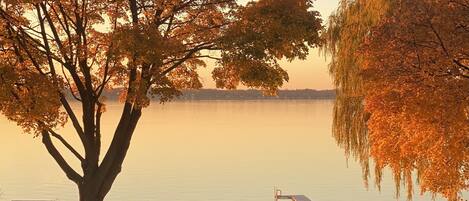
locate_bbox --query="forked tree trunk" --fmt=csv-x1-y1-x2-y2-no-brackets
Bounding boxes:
74,105,142,201
41,1,145,200
76,142,135,201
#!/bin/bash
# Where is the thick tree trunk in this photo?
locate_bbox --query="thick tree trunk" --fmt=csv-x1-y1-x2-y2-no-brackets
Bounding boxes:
76,107,142,201
77,170,119,201
78,182,104,201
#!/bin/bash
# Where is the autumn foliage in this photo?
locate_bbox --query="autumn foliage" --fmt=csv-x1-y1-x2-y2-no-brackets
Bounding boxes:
363,1,469,200
0,0,322,200
324,0,469,200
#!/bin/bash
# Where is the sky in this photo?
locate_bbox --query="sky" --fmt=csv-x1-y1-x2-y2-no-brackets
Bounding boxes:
199,0,340,90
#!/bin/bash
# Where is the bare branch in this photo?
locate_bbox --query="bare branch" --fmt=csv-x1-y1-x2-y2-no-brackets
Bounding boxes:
49,130,85,162
41,130,83,184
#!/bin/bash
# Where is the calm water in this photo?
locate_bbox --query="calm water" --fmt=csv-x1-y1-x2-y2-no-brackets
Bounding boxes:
0,100,454,201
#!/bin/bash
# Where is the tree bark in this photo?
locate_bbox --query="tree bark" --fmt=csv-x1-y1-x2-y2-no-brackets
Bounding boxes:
74,106,142,201
79,184,103,201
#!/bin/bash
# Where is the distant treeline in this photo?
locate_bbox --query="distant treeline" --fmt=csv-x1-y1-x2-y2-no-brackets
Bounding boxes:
177,89,335,100
90,89,335,101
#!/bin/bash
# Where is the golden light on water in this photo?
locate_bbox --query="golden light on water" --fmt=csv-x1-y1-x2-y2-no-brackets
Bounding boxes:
0,101,447,201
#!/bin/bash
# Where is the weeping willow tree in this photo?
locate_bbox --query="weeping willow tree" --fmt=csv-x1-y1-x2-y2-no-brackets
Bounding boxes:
321,0,389,186
323,1,469,200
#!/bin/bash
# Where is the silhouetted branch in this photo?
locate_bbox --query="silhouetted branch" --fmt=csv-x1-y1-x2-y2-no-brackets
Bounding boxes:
49,130,85,162
41,130,83,184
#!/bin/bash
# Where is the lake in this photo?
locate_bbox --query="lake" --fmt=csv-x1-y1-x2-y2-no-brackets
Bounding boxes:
0,100,450,201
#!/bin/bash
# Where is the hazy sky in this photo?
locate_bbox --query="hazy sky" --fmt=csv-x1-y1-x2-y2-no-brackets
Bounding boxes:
200,0,340,90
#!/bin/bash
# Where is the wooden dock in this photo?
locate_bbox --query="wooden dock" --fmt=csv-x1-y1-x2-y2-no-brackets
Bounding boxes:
275,188,312,201
276,195,312,201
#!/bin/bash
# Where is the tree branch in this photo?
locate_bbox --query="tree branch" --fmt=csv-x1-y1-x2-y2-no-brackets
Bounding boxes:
159,44,216,77
49,130,85,162
42,130,83,184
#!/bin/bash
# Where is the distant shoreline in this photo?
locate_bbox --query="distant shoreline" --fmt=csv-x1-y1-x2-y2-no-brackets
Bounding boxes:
174,89,336,100
70,89,336,101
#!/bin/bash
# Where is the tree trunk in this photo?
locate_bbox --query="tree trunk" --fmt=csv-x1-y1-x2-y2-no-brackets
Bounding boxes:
79,183,104,201
77,163,127,201
78,176,114,201
76,107,142,201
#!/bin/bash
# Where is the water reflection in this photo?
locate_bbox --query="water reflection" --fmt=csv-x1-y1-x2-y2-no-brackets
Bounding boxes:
0,100,448,201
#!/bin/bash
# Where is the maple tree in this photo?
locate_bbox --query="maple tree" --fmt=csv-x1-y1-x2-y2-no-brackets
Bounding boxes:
0,0,322,200
324,0,469,200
